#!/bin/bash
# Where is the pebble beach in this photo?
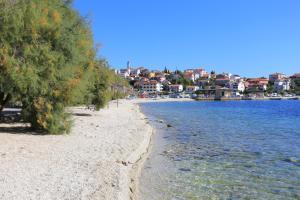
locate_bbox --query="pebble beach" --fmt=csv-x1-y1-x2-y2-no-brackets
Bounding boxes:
0,100,153,200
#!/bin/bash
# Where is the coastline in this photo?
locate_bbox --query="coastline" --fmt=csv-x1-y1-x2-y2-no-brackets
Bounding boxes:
129,98,193,200
0,100,154,200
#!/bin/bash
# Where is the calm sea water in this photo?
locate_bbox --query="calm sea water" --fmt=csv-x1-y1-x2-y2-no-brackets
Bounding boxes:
139,100,300,200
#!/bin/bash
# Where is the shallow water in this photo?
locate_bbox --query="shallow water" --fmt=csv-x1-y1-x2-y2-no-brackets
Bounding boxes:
139,100,300,200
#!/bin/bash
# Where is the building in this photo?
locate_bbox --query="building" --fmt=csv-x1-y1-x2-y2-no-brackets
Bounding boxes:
269,73,287,82
130,68,141,77
134,77,149,88
245,78,269,92
230,74,241,81
169,84,183,93
183,72,196,82
215,87,233,99
140,80,163,93
216,74,229,79
118,68,130,78
274,79,291,92
197,86,234,99
184,69,194,73
152,74,166,82
230,80,245,92
148,72,156,79
186,86,199,93
196,78,210,89
183,68,208,81
194,68,208,77
215,78,230,87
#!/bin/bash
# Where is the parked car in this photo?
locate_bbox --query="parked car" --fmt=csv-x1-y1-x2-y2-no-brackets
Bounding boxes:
191,94,197,98
169,93,180,98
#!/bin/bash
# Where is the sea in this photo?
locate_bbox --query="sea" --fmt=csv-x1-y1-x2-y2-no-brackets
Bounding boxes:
138,100,300,200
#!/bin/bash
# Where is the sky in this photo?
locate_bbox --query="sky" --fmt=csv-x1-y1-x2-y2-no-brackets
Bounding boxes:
73,0,300,77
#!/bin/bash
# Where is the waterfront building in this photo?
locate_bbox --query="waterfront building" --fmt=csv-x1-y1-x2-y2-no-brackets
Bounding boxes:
169,84,183,93
230,79,245,92
245,78,269,92
215,87,233,99
140,80,163,93
274,79,291,92
186,86,200,93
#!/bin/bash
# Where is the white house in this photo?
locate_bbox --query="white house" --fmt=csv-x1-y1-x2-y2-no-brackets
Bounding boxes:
118,68,130,78
274,79,291,92
186,86,199,93
230,80,245,92
140,80,163,93
130,68,141,77
169,84,183,93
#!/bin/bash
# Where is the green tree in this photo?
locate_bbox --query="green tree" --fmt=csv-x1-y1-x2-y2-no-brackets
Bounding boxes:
266,82,274,93
0,0,96,134
91,59,129,110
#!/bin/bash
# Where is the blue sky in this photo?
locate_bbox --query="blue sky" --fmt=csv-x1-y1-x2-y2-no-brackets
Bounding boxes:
73,0,300,77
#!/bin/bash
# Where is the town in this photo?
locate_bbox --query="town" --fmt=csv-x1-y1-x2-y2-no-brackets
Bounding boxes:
116,62,300,100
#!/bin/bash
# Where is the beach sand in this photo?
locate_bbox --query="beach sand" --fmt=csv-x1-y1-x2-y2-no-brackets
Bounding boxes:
0,98,193,200
0,100,154,200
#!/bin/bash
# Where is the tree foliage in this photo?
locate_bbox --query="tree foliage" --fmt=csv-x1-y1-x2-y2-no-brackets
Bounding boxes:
0,0,128,134
90,59,128,110
165,71,193,88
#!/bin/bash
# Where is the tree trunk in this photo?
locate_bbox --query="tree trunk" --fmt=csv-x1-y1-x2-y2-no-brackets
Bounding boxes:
0,92,12,112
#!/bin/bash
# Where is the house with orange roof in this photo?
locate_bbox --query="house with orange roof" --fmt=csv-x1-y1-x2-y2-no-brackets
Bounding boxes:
245,78,269,92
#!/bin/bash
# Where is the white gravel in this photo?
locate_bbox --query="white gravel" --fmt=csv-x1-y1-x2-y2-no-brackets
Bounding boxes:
0,100,152,200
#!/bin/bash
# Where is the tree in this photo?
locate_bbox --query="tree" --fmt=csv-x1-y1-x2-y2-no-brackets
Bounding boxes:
0,0,96,134
266,83,274,94
290,79,300,94
163,66,170,74
91,59,129,110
